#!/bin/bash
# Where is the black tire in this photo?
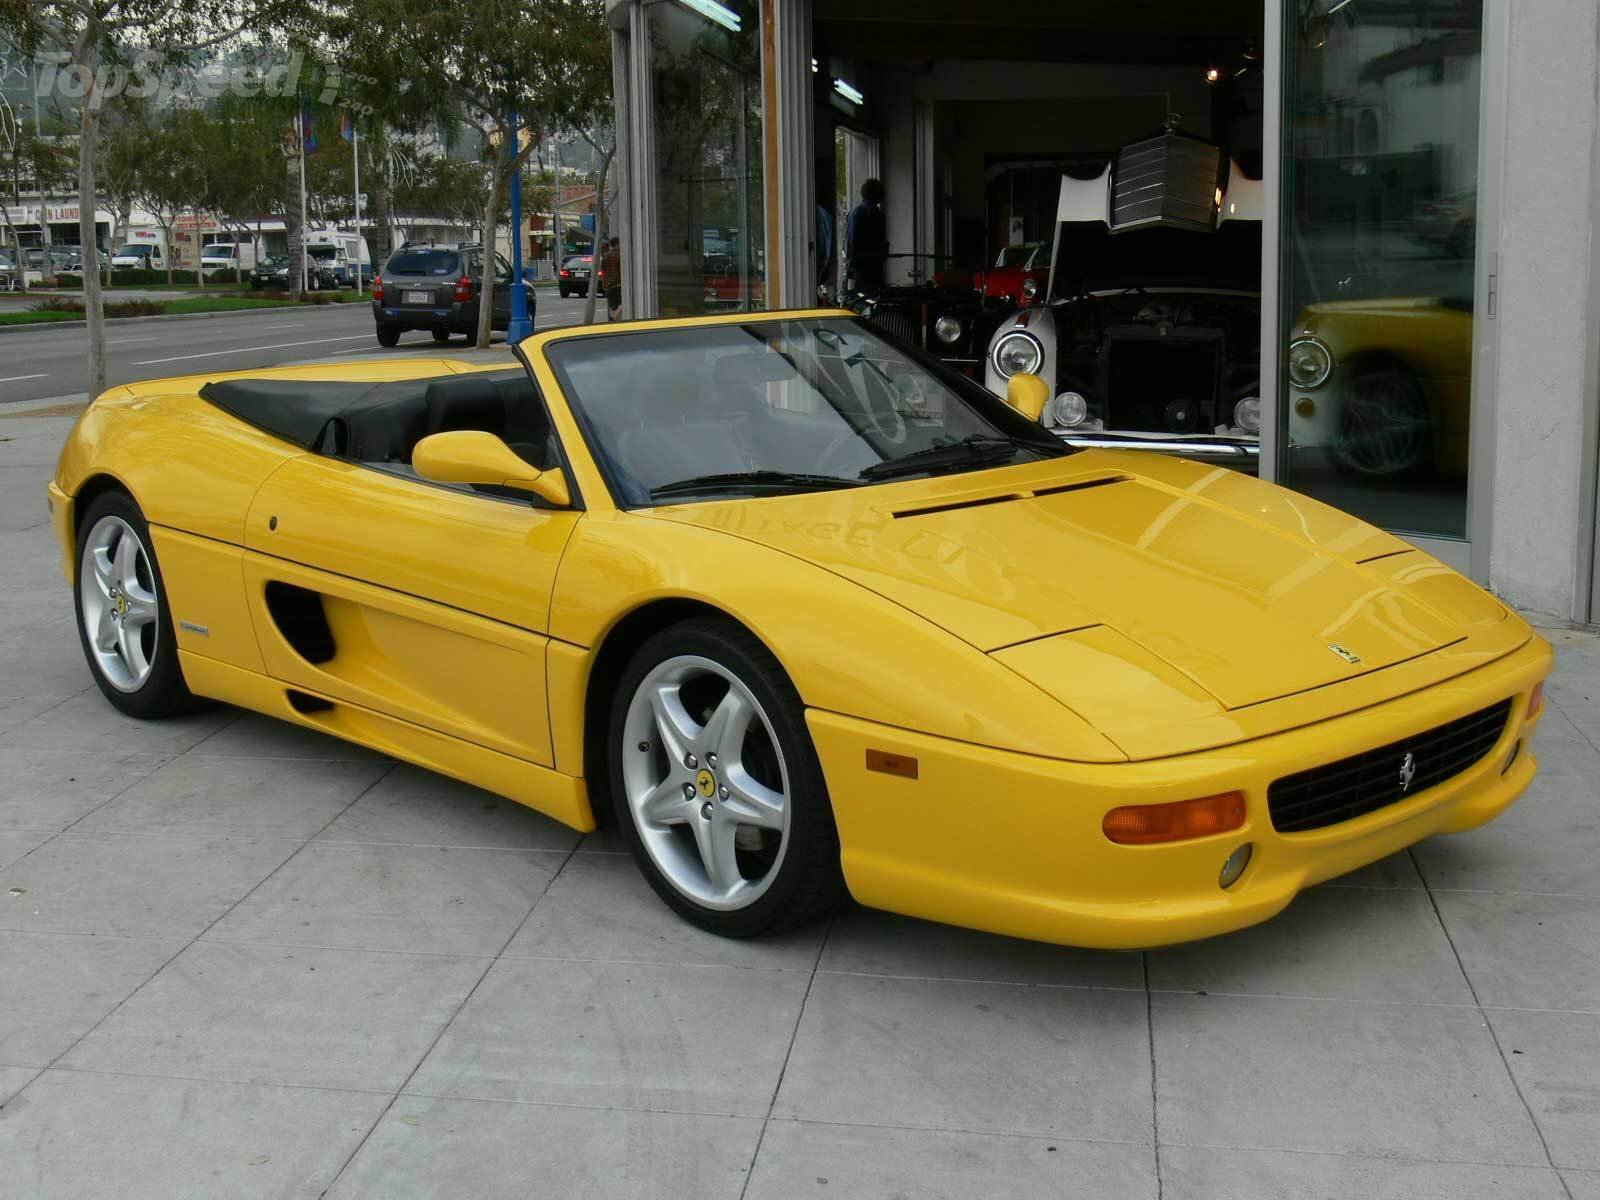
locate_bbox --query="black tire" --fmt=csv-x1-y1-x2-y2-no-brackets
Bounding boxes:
558,286,570,299
608,616,847,938
432,328,452,343
1331,363,1433,478
375,323,401,347
72,490,199,720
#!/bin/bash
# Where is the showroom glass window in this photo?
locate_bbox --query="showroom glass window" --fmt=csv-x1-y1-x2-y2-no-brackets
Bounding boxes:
646,0,765,316
1279,0,1483,540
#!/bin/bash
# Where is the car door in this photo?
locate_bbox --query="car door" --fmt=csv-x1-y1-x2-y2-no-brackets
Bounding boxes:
239,376,579,766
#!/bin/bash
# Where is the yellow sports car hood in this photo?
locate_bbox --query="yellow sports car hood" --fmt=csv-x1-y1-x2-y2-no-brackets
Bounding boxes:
654,451,1512,721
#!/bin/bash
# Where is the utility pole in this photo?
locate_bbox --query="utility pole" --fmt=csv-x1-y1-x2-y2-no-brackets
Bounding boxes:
507,110,531,344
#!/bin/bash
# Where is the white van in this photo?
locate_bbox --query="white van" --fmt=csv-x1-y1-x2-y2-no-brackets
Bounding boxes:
111,230,168,270
201,239,257,272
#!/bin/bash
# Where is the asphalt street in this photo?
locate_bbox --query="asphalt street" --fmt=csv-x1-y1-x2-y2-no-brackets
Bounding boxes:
0,292,601,406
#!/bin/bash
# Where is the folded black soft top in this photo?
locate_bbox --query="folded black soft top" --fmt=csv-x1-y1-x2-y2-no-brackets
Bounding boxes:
198,370,530,463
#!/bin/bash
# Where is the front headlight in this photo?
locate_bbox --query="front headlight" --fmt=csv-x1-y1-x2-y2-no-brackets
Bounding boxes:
1287,338,1333,389
1233,396,1261,433
934,314,963,344
1021,278,1040,302
1045,391,1088,429
993,331,1043,378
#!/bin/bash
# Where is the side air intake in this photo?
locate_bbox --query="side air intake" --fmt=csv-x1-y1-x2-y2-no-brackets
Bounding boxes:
264,582,336,664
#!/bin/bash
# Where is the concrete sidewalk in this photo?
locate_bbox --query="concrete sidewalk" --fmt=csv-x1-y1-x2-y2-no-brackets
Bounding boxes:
0,402,1596,1198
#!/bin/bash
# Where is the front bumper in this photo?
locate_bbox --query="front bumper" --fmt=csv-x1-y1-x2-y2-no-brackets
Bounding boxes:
809,633,1550,949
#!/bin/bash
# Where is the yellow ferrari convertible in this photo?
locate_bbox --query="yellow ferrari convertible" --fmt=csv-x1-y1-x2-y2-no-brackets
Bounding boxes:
48,310,1550,948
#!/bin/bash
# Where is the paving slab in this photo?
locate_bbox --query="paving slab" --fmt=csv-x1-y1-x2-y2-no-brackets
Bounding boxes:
1432,890,1600,1012
1566,1170,1600,1200
62,939,485,1093
207,841,564,956
819,907,1142,990
0,1064,37,1105
0,746,170,832
1486,1008,1600,1170
1159,1146,1570,1199
0,930,184,1066
327,1095,760,1200
406,957,810,1116
775,971,1153,1141
1151,992,1547,1165
0,691,235,757
0,1068,390,1200
503,850,825,970
0,828,50,870
745,1119,1156,1200
1147,884,1472,1005
73,756,389,840
316,762,581,852
0,832,297,937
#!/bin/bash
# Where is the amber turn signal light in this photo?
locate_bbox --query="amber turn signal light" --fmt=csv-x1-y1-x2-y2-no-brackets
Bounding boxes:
1526,683,1545,721
1103,792,1247,845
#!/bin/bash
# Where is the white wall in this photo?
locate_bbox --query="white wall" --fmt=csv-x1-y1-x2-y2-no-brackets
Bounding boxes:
1487,0,1599,620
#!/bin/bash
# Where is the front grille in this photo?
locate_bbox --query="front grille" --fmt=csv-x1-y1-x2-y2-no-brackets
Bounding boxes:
867,307,923,348
1105,331,1222,433
1268,700,1513,834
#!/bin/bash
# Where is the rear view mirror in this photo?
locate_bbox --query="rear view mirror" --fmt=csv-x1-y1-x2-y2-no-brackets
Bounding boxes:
413,431,571,507
1005,373,1050,423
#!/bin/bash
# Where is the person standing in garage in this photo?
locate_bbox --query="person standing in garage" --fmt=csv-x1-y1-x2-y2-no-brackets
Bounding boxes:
845,178,888,294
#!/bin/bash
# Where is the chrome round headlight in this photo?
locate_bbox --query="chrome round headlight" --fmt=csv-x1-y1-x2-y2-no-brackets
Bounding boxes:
993,331,1043,378
1287,338,1333,389
1046,391,1088,429
1021,278,1040,302
934,314,963,344
1233,396,1261,433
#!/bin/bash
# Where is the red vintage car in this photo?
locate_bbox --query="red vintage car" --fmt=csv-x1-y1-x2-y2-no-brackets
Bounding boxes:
977,242,1051,307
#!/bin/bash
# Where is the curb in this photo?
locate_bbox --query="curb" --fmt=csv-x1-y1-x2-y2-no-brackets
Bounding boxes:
0,301,369,336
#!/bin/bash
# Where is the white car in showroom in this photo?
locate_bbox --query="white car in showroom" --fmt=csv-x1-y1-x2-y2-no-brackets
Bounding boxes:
984,131,1264,466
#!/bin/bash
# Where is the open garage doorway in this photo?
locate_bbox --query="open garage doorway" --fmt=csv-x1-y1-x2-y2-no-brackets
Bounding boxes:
813,0,1267,466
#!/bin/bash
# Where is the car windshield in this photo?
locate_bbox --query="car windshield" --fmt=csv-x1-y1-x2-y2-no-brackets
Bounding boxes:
387,249,459,276
1048,222,1262,298
546,316,1070,507
204,244,235,256
308,246,337,260
994,245,1034,268
115,245,152,257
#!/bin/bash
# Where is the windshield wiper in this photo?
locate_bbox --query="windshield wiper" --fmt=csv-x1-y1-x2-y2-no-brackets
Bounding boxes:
858,435,1024,481
650,471,863,500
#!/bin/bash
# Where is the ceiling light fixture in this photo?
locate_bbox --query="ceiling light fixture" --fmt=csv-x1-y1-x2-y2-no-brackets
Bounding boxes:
833,78,865,105
676,0,741,32
1205,67,1222,83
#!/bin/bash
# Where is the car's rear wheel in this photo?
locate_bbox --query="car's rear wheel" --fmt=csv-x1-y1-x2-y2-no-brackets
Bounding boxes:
609,617,846,938
1332,364,1432,477
74,492,198,719
559,286,570,299
375,323,401,347
432,328,451,343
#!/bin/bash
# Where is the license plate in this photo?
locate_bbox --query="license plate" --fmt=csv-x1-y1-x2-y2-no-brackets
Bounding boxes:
403,290,432,304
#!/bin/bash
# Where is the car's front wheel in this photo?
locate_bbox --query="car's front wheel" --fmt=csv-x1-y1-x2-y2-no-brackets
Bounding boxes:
73,491,197,719
1332,364,1432,477
375,323,401,347
609,617,846,938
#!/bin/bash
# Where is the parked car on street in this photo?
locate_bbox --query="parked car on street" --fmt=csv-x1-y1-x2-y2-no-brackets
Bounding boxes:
371,243,529,346
558,254,594,298
986,134,1264,465
251,255,292,289
46,308,1552,948
1411,189,1476,259
201,241,257,274
111,235,167,270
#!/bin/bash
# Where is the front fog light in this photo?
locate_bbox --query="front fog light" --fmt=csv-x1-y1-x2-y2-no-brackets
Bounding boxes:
1219,843,1253,889
934,314,963,344
1233,397,1261,433
1047,391,1088,429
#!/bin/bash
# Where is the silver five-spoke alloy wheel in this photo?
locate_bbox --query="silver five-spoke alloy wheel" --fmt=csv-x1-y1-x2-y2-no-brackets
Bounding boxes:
621,655,791,911
78,515,160,693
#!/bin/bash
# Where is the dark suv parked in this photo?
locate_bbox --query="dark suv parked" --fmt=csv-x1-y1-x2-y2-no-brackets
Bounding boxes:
371,244,528,346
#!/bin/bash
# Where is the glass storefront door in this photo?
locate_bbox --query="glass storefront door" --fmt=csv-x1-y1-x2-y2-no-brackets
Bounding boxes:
645,0,765,317
1278,0,1484,541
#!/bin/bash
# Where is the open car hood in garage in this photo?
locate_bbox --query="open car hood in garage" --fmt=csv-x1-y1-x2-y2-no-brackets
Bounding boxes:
653,450,1509,717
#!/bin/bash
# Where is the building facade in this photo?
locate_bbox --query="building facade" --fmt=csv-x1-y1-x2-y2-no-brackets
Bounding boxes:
606,0,1600,625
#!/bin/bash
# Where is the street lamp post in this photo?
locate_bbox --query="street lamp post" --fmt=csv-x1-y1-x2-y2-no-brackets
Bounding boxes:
507,109,533,345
